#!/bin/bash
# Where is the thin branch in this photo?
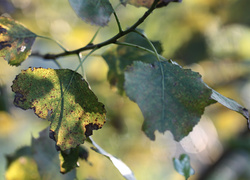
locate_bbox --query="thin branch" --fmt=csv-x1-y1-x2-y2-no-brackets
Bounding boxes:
31,0,161,60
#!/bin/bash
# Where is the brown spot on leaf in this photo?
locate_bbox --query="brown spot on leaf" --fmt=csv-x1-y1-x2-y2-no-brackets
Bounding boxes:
85,123,100,137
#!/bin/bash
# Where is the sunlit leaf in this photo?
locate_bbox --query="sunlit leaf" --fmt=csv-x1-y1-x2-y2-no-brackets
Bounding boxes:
32,127,77,177
89,137,136,180
69,0,114,26
173,154,195,179
120,0,182,8
102,30,162,94
124,61,215,141
0,16,37,66
12,68,106,151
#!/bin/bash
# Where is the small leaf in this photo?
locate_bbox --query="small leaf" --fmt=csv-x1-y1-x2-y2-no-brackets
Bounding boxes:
32,127,77,178
59,147,79,174
173,154,195,179
12,68,106,151
102,29,162,94
121,0,182,8
124,61,215,141
0,16,37,66
89,137,136,180
69,0,114,26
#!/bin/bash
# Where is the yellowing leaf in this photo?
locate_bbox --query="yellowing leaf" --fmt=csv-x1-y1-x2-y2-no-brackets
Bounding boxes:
12,68,106,151
0,17,37,66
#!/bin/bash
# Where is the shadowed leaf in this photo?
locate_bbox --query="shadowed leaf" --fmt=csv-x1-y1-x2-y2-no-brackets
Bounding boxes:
102,29,162,94
69,0,114,26
32,127,77,177
125,61,215,141
12,68,106,151
0,16,37,66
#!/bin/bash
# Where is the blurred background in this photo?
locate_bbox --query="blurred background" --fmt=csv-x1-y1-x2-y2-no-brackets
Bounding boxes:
1,0,250,179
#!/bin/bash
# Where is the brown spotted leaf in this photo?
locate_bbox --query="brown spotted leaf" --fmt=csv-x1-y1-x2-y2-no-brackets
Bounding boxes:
0,17,37,66
11,68,106,151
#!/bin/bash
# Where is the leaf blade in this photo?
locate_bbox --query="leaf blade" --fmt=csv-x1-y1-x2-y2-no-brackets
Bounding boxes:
12,68,106,151
0,17,37,66
69,0,114,26
125,61,215,140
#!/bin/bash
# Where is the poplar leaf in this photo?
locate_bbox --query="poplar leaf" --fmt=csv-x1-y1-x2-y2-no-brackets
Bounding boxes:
125,61,215,141
69,0,114,26
0,16,37,66
12,68,106,151
102,30,162,94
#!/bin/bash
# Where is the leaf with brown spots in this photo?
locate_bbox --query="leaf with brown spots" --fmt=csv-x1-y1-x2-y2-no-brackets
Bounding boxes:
12,68,106,151
0,17,37,66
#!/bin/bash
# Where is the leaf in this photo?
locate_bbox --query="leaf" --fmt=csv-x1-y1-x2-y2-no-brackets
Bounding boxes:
173,154,195,179
32,127,77,178
120,0,182,8
124,61,215,141
208,87,250,127
102,29,162,94
0,16,37,66
11,68,106,151
69,0,114,26
89,137,136,180
59,147,79,174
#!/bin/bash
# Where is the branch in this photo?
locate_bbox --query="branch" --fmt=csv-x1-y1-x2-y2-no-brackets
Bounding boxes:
31,0,161,60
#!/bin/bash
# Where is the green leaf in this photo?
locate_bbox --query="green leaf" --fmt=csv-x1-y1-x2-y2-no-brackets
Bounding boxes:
11,68,106,151
102,30,162,94
124,61,215,141
69,0,114,26
173,154,195,179
59,147,79,174
89,137,136,180
32,127,77,178
0,16,37,66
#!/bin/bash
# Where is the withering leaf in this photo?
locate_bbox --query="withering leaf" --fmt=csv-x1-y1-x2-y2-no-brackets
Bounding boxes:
69,0,114,26
0,16,37,66
121,0,182,8
125,61,215,141
12,68,106,151
102,29,162,94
